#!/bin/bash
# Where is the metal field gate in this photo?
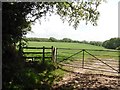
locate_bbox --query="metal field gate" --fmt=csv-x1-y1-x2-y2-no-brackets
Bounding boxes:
56,48,120,74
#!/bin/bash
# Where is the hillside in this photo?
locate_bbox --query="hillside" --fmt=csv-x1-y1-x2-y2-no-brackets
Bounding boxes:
27,41,105,50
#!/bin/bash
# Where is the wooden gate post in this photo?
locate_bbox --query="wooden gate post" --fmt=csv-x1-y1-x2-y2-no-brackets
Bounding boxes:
52,46,56,63
82,49,85,68
51,46,54,62
42,46,45,63
56,48,57,62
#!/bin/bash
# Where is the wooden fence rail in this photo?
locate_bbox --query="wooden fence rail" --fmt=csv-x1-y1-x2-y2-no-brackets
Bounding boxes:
23,46,57,63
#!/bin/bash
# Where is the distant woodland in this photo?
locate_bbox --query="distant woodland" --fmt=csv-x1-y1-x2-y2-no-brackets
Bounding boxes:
25,37,120,50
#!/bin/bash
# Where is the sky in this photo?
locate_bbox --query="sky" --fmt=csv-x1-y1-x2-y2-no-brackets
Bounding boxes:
26,0,120,42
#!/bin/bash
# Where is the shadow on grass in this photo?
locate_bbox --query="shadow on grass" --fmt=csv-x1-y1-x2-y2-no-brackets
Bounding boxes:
3,60,62,89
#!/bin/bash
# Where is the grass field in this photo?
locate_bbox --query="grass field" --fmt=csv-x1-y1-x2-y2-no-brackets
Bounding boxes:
22,42,119,89
23,41,119,62
26,41,105,49
23,41,119,74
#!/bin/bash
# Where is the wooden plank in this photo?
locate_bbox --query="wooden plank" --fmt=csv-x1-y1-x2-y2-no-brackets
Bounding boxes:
23,56,42,59
23,47,43,49
23,56,52,59
23,52,42,54
23,47,52,49
23,52,51,54
42,46,45,63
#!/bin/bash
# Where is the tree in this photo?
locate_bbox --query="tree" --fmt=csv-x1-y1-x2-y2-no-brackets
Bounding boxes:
2,1,104,88
62,38,72,42
116,46,120,50
102,38,120,49
89,41,103,46
49,37,57,42
3,1,104,51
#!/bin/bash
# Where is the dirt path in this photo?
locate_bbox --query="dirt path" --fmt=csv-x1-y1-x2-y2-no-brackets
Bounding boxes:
53,60,120,90
53,72,120,90
58,59,119,75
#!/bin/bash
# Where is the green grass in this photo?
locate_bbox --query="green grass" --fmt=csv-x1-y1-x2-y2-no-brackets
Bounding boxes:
24,41,119,62
22,41,119,88
11,61,66,89
27,41,105,50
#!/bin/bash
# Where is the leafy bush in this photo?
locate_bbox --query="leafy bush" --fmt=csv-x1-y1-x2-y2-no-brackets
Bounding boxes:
102,38,120,49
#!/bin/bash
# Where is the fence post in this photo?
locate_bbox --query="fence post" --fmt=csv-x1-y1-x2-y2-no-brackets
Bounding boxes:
51,46,54,62
18,38,23,57
56,48,57,63
82,49,85,68
42,46,45,63
52,46,56,63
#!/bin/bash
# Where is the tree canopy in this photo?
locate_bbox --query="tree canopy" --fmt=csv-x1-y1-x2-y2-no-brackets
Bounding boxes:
2,1,104,88
102,38,120,50
3,1,104,50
